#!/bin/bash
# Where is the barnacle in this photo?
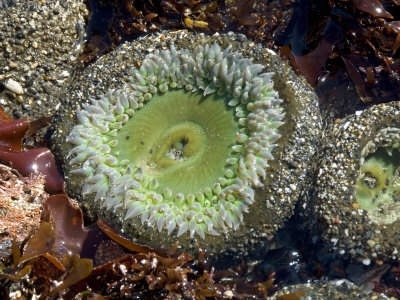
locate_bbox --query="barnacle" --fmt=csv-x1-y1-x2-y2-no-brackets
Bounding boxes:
67,43,284,239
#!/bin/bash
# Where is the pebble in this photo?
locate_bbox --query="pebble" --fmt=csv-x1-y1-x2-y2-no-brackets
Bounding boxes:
5,78,23,94
362,258,371,265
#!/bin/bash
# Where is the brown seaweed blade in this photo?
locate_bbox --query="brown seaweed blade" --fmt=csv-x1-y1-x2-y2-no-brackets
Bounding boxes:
97,217,155,254
0,118,29,152
352,0,393,18
49,253,93,296
18,222,55,266
44,194,89,257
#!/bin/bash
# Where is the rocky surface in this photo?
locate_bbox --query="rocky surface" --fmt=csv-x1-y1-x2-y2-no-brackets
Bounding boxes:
0,0,88,120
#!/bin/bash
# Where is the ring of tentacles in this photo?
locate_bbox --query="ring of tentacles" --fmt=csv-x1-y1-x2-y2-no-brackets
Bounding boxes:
66,43,285,239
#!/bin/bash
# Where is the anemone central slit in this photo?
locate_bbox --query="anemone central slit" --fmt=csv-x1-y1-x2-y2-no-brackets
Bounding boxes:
356,146,400,223
112,89,239,196
157,120,206,165
166,137,189,161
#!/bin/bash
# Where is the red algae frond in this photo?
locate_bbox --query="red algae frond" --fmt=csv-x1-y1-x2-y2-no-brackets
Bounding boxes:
0,106,64,194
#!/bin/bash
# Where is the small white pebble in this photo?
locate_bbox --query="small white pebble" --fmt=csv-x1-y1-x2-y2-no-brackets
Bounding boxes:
61,70,70,77
5,78,23,95
223,290,234,298
362,258,371,266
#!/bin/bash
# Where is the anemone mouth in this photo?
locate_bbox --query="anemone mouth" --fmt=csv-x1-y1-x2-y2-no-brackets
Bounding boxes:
356,129,400,224
66,43,285,239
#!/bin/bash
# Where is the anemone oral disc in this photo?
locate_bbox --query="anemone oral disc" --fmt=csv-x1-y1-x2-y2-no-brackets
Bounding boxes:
114,89,238,195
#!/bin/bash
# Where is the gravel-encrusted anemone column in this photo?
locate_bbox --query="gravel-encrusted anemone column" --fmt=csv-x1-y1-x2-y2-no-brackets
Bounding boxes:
52,31,321,259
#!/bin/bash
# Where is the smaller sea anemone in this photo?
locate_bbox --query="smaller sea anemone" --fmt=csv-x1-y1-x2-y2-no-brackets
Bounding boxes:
66,43,284,239
356,128,400,224
309,101,400,263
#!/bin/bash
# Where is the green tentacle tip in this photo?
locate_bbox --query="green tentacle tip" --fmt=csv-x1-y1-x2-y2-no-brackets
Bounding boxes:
66,43,285,238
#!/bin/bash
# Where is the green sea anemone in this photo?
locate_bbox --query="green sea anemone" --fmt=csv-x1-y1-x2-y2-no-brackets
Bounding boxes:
52,31,321,258
308,102,400,263
355,128,400,224
66,43,284,239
